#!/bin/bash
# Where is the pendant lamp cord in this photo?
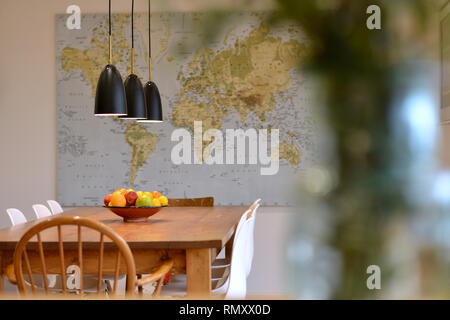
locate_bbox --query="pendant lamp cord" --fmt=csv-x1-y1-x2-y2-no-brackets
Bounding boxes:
132,0,134,49
131,0,135,73
108,0,112,64
148,0,152,81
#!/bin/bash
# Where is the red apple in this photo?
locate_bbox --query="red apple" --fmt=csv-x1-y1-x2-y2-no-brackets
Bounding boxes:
125,191,138,206
104,194,112,206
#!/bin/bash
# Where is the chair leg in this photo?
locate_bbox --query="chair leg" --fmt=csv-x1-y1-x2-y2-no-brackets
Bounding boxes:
105,280,113,294
137,274,143,297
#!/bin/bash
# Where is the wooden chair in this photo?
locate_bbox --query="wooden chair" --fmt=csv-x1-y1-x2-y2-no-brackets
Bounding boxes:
168,197,214,207
10,215,173,298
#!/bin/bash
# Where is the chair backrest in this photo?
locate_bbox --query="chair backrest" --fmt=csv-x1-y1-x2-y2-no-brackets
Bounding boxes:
235,209,251,240
32,204,52,219
246,203,260,277
225,218,252,299
248,198,261,219
6,208,27,226
167,197,214,207
228,200,260,278
47,200,63,215
216,200,261,295
13,215,137,297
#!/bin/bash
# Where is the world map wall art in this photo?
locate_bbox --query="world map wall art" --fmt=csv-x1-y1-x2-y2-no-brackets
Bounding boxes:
56,12,317,206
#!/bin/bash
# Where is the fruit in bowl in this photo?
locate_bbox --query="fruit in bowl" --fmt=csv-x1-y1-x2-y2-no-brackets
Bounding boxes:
104,194,112,206
103,187,168,208
159,196,168,206
103,187,169,222
152,191,162,199
136,194,153,207
126,191,139,206
110,192,127,207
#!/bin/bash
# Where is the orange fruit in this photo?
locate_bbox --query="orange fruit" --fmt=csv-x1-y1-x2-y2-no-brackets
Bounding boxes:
115,188,128,196
152,191,162,199
110,192,126,207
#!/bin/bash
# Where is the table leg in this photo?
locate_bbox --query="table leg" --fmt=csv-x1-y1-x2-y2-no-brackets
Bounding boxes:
186,248,211,298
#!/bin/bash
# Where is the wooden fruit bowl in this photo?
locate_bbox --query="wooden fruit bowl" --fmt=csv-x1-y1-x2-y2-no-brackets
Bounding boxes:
104,205,167,222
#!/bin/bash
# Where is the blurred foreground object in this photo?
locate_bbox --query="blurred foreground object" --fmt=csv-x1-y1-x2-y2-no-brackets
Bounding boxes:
271,0,450,298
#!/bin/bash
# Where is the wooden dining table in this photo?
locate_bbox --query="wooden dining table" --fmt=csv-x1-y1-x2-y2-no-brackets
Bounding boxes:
0,206,246,297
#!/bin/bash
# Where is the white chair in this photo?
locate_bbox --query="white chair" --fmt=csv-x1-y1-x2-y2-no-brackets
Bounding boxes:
161,216,252,299
245,201,260,277
212,198,261,274
32,204,52,219
223,217,252,299
159,200,261,297
6,208,27,226
47,200,63,215
5,208,57,290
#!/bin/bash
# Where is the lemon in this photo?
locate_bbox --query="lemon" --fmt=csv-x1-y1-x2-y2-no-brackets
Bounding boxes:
152,198,161,206
159,196,168,206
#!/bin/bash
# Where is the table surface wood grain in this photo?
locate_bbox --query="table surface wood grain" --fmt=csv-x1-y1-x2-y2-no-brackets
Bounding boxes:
0,206,247,250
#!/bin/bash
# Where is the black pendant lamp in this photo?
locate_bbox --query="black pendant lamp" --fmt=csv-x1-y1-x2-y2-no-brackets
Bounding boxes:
120,0,147,120
139,0,163,123
94,0,127,116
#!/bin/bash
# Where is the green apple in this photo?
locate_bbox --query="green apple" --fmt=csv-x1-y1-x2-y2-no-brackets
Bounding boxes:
136,195,153,207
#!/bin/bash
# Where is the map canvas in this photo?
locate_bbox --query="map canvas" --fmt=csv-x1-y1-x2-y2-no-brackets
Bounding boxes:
56,12,316,206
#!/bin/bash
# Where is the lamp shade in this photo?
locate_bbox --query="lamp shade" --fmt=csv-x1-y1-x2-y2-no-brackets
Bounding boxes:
94,64,127,116
120,74,147,119
139,81,163,122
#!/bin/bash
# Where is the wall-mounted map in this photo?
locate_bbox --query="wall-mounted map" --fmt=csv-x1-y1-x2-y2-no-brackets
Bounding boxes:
56,12,317,206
